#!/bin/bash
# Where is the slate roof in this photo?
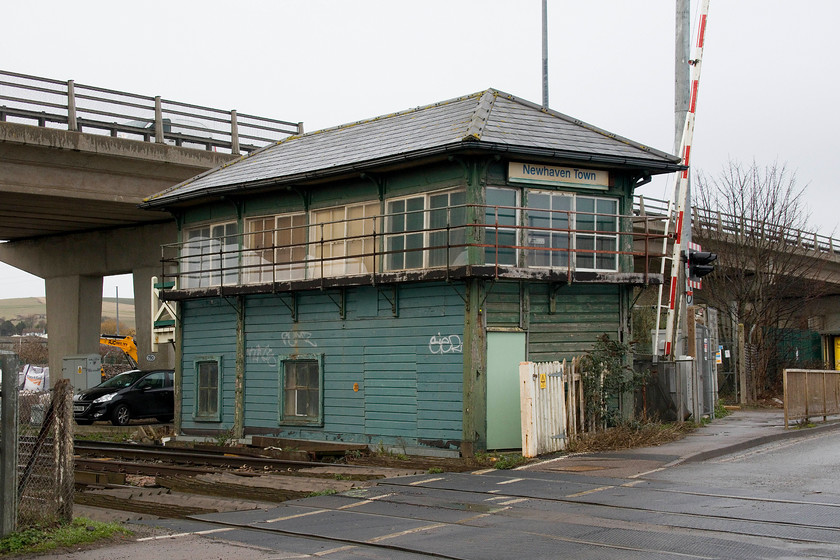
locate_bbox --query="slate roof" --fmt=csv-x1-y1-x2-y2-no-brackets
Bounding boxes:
142,89,682,208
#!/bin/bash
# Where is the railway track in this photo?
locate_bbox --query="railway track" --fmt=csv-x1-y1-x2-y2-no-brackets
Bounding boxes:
72,440,425,519
75,440,357,473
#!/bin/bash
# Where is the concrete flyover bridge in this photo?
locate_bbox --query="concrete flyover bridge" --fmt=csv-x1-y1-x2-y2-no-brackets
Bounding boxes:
633,194,840,361
634,194,840,283
0,70,302,378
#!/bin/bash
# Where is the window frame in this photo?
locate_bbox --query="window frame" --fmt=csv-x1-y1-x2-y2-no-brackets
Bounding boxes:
525,190,619,272
309,201,380,278
278,353,324,426
193,356,222,422
384,188,467,271
182,221,240,288
243,212,307,283
484,186,520,266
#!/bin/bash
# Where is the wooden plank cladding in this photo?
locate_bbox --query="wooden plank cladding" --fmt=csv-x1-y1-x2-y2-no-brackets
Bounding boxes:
179,282,467,451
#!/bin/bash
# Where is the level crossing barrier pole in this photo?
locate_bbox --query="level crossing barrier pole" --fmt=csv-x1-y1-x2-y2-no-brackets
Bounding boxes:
1,353,20,537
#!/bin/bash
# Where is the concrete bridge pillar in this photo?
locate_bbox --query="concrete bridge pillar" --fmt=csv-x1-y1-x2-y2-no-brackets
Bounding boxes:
45,274,103,384
0,221,178,384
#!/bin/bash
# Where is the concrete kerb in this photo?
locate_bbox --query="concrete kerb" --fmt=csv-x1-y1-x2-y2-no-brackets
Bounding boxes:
676,417,840,465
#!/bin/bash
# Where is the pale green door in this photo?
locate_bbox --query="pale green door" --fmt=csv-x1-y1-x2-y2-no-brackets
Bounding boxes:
486,331,526,449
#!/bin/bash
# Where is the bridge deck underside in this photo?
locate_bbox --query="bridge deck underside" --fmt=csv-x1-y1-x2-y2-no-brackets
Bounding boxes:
0,191,168,239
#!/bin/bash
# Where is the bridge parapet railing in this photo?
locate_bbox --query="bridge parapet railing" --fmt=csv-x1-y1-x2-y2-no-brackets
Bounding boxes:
0,69,302,154
634,195,839,259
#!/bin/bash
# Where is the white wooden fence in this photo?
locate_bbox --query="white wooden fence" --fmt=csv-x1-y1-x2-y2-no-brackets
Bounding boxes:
519,360,584,457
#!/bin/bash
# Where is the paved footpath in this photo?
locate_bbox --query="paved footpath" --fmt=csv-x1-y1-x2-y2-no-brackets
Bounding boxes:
524,408,840,479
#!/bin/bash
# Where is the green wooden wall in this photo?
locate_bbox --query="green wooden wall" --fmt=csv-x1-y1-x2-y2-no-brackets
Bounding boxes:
528,283,622,361
179,282,466,449
180,298,239,430
484,281,622,361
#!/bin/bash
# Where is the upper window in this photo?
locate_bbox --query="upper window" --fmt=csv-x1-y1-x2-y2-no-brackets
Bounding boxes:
527,192,618,271
182,222,239,288
484,187,519,266
244,213,306,283
385,189,466,270
310,202,379,278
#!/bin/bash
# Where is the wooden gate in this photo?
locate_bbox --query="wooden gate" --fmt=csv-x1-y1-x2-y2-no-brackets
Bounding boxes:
519,360,584,457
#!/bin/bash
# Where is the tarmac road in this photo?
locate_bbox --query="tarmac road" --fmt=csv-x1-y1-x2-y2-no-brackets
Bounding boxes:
646,427,840,496
37,410,840,559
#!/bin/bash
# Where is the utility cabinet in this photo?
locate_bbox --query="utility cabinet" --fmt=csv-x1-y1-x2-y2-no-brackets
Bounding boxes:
62,354,101,391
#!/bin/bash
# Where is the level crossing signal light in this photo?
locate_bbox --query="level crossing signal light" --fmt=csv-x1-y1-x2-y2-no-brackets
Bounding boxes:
688,249,717,282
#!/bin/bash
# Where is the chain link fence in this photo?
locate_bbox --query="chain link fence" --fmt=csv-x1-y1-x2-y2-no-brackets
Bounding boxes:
3,378,74,531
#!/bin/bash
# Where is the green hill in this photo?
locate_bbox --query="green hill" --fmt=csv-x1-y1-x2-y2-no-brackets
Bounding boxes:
0,297,47,320
0,297,135,330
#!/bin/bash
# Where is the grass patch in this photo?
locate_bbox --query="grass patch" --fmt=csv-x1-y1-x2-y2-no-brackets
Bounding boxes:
492,454,529,470
565,422,696,454
307,489,338,498
0,517,132,556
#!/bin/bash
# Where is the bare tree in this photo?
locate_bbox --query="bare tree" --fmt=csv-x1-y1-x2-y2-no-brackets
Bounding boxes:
17,337,49,366
693,160,826,401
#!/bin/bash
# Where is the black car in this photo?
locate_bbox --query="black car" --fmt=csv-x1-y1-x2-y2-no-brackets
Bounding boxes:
73,369,174,425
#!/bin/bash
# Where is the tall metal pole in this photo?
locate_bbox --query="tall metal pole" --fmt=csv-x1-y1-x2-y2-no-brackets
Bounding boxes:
664,0,710,358
675,0,690,154
115,286,120,336
542,0,549,109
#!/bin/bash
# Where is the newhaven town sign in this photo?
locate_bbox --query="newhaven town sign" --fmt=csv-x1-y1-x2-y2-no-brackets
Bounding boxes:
509,162,609,190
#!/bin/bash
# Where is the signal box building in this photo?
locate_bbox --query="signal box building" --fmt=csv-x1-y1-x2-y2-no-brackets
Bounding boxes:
142,89,681,454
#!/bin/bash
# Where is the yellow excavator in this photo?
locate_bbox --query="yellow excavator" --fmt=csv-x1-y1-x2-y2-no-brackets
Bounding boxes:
99,334,139,370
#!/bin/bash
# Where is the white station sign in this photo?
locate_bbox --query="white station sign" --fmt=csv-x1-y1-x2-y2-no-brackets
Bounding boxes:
509,162,609,190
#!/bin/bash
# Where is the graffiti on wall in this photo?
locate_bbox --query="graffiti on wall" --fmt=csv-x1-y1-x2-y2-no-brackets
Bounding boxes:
429,333,462,354
281,331,317,348
246,344,277,366
246,332,317,366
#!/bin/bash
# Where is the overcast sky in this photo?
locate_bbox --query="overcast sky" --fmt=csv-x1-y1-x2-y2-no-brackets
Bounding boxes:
1,0,837,300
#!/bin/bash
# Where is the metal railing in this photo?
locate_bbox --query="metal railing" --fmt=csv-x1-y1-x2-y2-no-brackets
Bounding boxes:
0,70,303,154
160,204,666,291
783,369,840,428
634,194,840,258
